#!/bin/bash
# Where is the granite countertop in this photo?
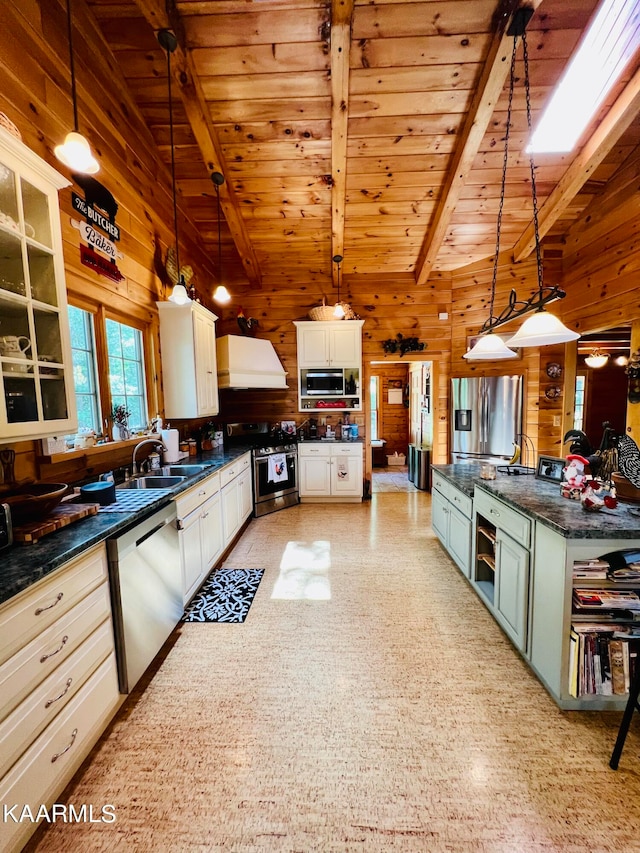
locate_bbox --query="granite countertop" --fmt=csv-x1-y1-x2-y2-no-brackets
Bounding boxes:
432,463,640,540
0,446,253,607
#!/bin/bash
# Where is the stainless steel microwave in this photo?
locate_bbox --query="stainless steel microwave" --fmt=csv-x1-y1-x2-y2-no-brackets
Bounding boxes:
305,369,344,396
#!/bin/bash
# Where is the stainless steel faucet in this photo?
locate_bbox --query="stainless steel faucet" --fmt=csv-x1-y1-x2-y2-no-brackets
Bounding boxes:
132,439,167,475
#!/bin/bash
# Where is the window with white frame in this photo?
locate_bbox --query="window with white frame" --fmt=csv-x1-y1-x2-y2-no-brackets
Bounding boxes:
68,305,100,433
67,305,150,442
105,318,148,431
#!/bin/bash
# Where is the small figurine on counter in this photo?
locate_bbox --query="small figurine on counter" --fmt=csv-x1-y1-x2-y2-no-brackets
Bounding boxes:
581,481,618,512
563,454,590,490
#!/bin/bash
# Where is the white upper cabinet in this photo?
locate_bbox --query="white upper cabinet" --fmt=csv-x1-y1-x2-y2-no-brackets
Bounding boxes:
0,127,77,442
157,301,219,419
294,320,363,367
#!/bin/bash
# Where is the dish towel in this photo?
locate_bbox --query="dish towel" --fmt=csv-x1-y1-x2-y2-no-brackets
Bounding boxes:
336,457,349,481
267,453,288,483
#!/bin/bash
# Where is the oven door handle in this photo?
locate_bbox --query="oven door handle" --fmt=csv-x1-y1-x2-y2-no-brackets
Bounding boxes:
254,452,297,463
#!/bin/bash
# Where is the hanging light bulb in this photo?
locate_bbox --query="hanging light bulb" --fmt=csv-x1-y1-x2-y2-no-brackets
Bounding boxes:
504,14,578,349
213,285,231,304
333,254,345,318
158,29,192,306
211,171,231,305
585,349,609,368
55,0,99,174
168,281,190,304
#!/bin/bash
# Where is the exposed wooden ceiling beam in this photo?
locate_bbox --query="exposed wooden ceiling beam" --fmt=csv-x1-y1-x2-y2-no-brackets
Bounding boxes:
331,0,354,283
132,0,262,286
514,63,640,262
414,0,540,285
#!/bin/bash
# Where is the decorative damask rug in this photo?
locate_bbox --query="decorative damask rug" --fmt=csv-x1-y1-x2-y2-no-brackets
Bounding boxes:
182,569,264,623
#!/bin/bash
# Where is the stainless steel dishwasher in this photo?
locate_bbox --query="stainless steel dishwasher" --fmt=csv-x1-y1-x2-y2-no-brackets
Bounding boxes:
107,502,182,693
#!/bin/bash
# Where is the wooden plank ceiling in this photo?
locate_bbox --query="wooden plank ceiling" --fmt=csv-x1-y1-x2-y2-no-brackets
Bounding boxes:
86,0,640,290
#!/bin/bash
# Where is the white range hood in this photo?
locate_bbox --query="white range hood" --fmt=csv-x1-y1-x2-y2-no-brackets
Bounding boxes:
216,335,288,390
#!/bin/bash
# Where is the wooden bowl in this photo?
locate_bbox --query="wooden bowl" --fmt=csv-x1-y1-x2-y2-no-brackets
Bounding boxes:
612,473,640,504
2,483,68,523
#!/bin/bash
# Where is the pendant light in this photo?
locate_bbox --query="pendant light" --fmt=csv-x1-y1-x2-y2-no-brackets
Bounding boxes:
504,14,579,349
333,254,345,319
463,28,518,362
157,29,190,306
212,171,231,304
585,349,609,368
54,0,99,174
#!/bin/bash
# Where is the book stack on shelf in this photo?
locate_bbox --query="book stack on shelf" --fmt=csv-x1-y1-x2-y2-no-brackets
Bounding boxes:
569,625,640,698
569,560,640,697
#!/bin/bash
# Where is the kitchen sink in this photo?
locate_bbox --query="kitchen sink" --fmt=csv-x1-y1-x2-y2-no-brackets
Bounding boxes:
118,475,186,489
160,464,210,476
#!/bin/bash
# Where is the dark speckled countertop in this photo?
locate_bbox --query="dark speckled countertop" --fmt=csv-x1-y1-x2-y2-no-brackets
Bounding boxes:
0,446,253,607
433,463,640,540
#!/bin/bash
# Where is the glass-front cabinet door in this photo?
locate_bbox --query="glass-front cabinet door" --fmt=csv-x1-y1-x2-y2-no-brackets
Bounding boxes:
0,127,76,441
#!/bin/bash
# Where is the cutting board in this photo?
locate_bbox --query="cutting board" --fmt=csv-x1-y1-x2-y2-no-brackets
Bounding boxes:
13,502,100,544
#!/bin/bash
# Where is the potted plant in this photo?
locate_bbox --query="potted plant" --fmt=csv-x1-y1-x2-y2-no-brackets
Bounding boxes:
111,403,131,441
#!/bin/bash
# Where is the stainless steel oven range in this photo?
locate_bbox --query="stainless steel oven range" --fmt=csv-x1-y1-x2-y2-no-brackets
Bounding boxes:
226,423,299,517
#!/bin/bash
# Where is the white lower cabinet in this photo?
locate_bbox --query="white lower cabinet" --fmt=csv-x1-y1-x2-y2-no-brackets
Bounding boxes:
176,471,223,605
0,544,120,853
494,530,529,651
431,471,472,577
472,487,530,653
220,453,253,546
299,443,363,501
177,454,252,604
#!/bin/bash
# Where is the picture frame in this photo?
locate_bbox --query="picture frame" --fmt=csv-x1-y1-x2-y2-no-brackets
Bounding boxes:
536,455,565,482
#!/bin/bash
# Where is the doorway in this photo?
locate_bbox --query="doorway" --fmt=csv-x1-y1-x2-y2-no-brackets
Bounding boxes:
369,359,432,492
574,326,630,443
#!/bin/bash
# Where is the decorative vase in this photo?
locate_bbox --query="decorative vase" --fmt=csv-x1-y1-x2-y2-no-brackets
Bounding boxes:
113,422,130,442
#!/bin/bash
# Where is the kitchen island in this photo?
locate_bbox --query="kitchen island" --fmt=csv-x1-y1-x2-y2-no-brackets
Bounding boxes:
432,464,640,710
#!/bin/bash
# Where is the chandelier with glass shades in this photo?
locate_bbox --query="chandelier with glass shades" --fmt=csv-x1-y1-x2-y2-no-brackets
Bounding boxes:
464,7,579,361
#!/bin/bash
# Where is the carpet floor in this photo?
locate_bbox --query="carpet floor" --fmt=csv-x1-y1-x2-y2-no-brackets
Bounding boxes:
27,491,640,853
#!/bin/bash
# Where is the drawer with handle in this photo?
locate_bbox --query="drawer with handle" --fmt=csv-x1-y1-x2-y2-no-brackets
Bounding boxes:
0,619,114,779
0,543,107,667
174,471,220,518
474,487,530,548
0,653,119,853
448,486,473,520
298,444,331,457
219,453,250,488
0,583,112,718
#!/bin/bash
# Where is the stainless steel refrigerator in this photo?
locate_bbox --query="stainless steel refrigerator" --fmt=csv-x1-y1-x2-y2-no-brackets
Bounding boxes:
451,376,523,463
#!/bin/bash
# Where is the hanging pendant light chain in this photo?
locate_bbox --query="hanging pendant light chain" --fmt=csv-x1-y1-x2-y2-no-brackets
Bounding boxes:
489,34,517,328
217,183,222,282
522,29,544,298
66,0,79,132
166,47,180,278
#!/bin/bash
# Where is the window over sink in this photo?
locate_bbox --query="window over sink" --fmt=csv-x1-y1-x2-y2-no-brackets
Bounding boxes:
67,303,150,442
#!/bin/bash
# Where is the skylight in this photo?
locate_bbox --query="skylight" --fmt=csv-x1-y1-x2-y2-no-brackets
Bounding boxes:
527,0,640,153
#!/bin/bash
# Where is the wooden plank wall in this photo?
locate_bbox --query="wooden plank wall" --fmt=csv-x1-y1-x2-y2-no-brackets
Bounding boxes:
2,0,639,488
216,268,453,469
0,0,227,483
